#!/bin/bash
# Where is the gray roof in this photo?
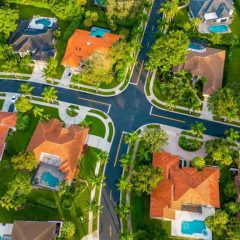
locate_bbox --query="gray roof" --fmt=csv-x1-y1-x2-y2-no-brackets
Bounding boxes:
9,20,57,61
189,0,234,18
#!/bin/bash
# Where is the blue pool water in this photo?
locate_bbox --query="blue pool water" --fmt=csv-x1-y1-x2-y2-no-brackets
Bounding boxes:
208,24,229,33
35,18,51,28
181,220,208,236
90,27,110,37
188,42,205,51
41,171,59,188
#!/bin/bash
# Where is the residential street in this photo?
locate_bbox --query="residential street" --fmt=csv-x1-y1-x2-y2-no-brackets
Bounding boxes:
0,0,240,239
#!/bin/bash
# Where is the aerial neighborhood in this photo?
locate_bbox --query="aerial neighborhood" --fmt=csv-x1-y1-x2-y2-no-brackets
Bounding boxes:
0,0,239,239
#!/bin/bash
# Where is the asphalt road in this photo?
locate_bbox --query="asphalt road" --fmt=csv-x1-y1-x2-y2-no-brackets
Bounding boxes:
0,0,239,238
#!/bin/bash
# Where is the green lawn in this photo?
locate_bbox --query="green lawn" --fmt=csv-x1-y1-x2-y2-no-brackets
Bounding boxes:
226,47,240,90
85,115,106,138
230,11,240,37
0,99,4,110
107,122,114,142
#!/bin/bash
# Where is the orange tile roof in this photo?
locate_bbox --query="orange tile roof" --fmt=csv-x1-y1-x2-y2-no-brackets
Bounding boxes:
61,29,120,68
173,47,226,95
0,112,16,159
27,119,89,180
150,152,220,219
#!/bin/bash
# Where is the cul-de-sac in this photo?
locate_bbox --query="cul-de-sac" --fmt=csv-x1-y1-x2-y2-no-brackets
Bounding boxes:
0,0,239,239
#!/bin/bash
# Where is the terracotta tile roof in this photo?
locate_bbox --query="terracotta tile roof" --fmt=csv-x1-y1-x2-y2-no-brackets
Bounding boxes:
0,112,16,159
27,119,89,180
61,29,120,67
173,47,226,95
12,221,59,240
150,152,220,219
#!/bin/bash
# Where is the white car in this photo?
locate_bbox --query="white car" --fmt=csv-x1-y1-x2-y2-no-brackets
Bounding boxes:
11,94,19,103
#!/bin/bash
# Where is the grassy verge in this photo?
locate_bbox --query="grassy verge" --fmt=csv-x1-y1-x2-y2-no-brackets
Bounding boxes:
107,122,114,142
0,99,4,110
88,109,108,119
85,115,106,138
0,75,30,80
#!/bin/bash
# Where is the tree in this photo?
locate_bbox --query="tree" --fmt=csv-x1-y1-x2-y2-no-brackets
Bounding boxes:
119,232,133,240
146,30,189,71
191,156,205,170
208,88,239,122
96,151,108,166
119,154,132,168
14,97,33,113
159,0,179,22
0,173,32,210
0,44,19,71
43,57,58,80
57,221,76,240
116,177,132,192
41,87,58,103
86,200,103,217
79,119,92,129
16,113,30,131
19,83,35,98
19,54,32,69
33,106,44,119
115,203,131,219
0,8,19,39
131,165,162,195
124,131,140,146
11,151,37,171
205,210,229,237
192,17,202,30
189,122,206,138
141,128,168,153
137,147,151,163
90,175,105,187
224,202,240,215
224,128,240,144
83,11,98,27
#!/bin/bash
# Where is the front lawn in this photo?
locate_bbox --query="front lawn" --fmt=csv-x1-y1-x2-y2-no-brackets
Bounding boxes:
85,115,106,138
230,11,240,37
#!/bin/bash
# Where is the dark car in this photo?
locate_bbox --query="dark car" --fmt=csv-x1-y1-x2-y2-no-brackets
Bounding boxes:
8,103,15,112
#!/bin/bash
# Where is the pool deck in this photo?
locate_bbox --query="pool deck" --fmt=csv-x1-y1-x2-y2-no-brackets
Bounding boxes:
198,23,231,34
28,16,57,30
0,224,13,238
171,207,214,240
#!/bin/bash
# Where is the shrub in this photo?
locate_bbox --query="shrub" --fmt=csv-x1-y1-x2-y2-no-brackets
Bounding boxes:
178,135,202,151
191,156,205,170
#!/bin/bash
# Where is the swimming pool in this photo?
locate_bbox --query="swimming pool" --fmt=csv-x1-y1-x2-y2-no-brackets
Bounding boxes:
41,171,59,188
90,27,110,38
35,18,52,28
181,220,208,236
188,42,206,52
208,24,229,33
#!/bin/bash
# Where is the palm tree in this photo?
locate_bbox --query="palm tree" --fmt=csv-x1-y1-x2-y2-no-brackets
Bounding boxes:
159,0,179,22
137,147,151,163
116,177,132,192
124,132,140,146
19,83,35,98
90,175,105,187
192,17,202,30
79,119,92,129
225,128,240,144
115,203,131,220
86,200,103,217
41,87,58,103
33,106,44,119
96,151,108,166
189,122,206,138
119,154,131,168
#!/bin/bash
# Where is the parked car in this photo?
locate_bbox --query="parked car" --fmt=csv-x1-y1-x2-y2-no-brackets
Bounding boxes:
10,94,19,103
8,103,15,112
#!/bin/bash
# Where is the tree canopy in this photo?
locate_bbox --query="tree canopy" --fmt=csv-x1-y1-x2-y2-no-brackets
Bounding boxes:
11,151,37,171
146,30,189,71
14,97,33,113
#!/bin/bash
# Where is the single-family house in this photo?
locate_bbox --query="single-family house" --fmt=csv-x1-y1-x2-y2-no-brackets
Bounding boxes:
9,16,57,61
0,221,61,240
0,112,16,161
189,0,234,25
173,46,226,96
27,119,88,185
61,27,120,69
150,152,220,239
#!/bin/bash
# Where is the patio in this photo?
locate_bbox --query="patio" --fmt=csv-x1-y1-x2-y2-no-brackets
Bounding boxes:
171,207,214,240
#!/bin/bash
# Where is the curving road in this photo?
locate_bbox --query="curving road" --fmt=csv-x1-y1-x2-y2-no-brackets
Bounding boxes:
0,0,240,238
